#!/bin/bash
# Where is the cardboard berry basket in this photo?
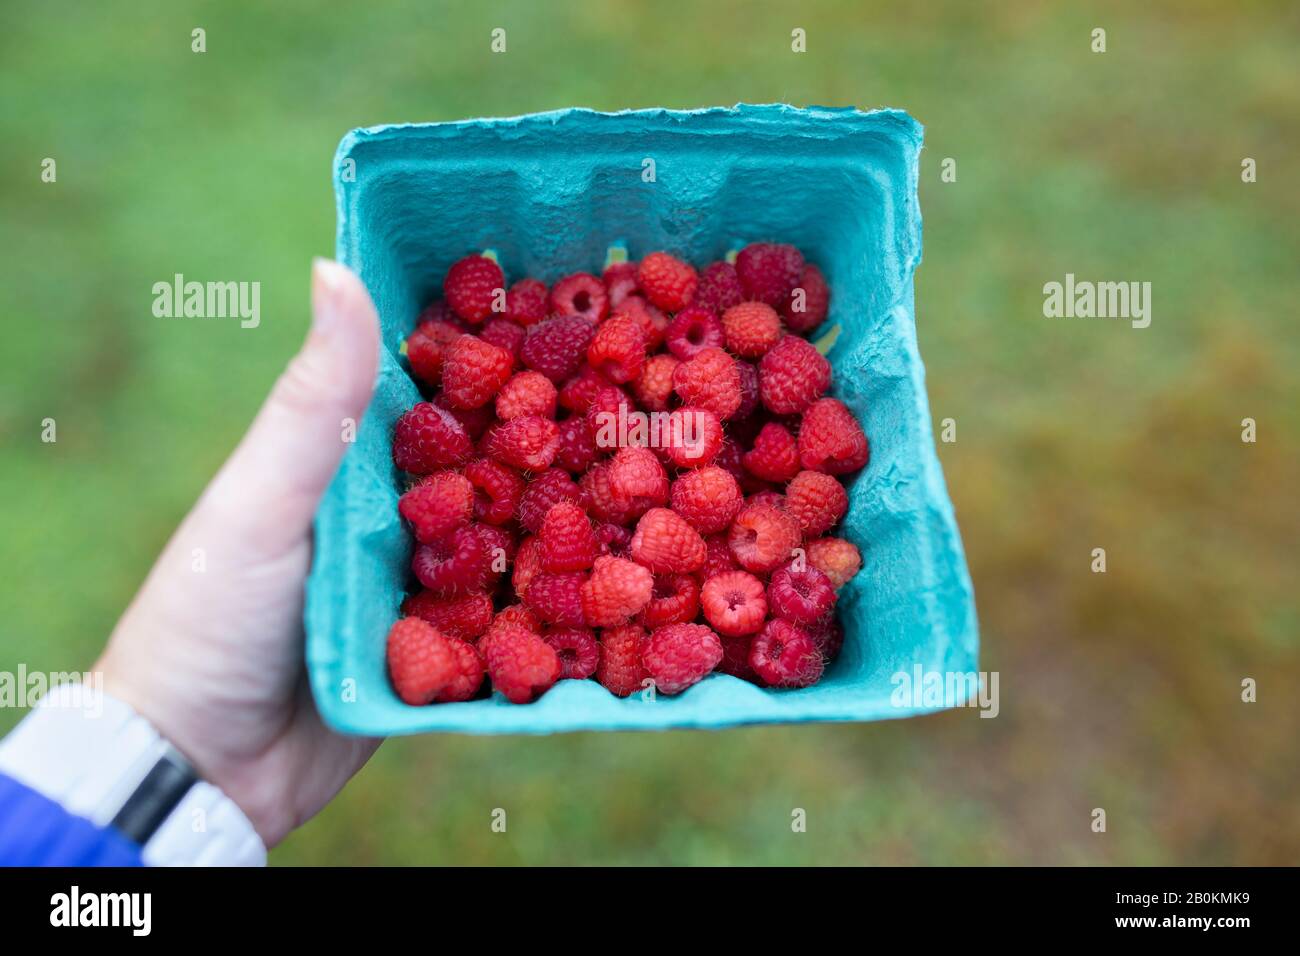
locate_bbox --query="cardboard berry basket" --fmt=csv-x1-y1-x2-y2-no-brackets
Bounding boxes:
305,104,978,735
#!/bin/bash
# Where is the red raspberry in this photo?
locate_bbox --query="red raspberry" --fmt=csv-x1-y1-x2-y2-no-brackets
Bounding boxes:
483,415,559,471
518,467,587,533
750,618,824,688
717,635,758,682
669,465,742,535
496,370,558,421
557,364,606,413
665,306,724,361
392,402,471,474
543,626,600,680
610,295,668,350
799,398,869,474
398,471,474,543
549,272,609,323
484,625,562,703
734,361,760,420
587,314,646,384
520,315,598,383
642,623,722,695
633,353,680,412
785,470,848,536
463,457,525,526
412,523,495,594
595,521,632,557
433,392,495,442
806,615,845,660
630,508,706,574
473,524,514,590
742,422,801,483
492,604,541,635
539,500,599,572
505,278,549,327
556,415,600,474
585,384,636,448
805,536,862,589
735,242,804,306
512,535,544,597
721,302,782,358
443,254,505,324
479,317,525,363
672,347,742,419
692,260,744,314
713,437,746,484
779,263,830,334
405,313,464,386
401,589,494,642
758,335,831,414
524,570,587,627
602,260,640,306
662,407,723,468
768,562,836,624
638,573,700,629
700,570,768,637
728,502,802,574
607,447,670,518
637,252,698,312
597,624,648,697
702,532,740,579
580,555,654,626
441,335,513,410
580,461,639,526
387,618,485,705
747,489,786,511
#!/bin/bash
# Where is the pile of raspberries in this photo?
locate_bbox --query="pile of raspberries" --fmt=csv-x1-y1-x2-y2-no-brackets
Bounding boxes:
385,243,867,706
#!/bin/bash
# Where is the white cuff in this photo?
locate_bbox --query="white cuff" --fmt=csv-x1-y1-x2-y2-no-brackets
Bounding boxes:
0,682,266,866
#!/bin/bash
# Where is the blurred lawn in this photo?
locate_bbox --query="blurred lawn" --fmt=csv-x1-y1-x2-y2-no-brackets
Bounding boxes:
1,0,1297,864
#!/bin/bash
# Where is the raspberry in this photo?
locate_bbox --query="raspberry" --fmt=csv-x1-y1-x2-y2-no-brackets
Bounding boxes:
595,521,632,557
473,523,515,588
721,302,782,358
412,523,495,594
785,470,848,536
633,353,680,412
433,392,495,442
669,465,742,535
441,335,513,410
512,535,544,597
805,536,862,589
398,471,475,543
483,415,559,471
585,384,636,445
630,507,706,574
496,370,558,421
798,399,869,474
580,461,639,526
406,314,463,386
387,618,485,705
734,361,760,420
662,407,723,468
637,252,698,312
518,467,587,533
486,604,541,642
524,570,587,627
642,623,722,695
700,570,768,637
580,555,654,626
768,562,836,624
702,532,740,579
543,627,600,680
747,489,787,511
750,618,824,688
712,437,746,485
484,625,562,703
735,242,803,306
505,277,549,327
539,500,599,572
779,263,830,334
638,573,700,629
742,422,801,483
692,261,744,314
443,254,505,324
392,402,472,474
556,420,602,474
557,364,606,414
463,457,525,526
717,635,758,682
401,589,494,642
758,335,831,415
587,314,646,384
610,295,668,351
597,624,648,697
728,502,802,574
665,306,725,361
602,260,639,307
520,315,598,382
549,272,609,323
672,347,742,420
607,447,670,518
479,317,525,363
806,615,845,660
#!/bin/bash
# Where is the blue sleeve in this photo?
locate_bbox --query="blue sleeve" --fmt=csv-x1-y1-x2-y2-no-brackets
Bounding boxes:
0,772,144,867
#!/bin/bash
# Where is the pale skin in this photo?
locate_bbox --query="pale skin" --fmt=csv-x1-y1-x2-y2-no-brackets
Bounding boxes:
96,259,382,847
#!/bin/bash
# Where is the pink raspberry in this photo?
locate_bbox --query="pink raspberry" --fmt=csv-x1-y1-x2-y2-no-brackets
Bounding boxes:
779,263,830,334
642,623,723,695
669,465,743,535
798,398,869,474
549,272,609,323
401,589,494,642
805,536,862,589
392,402,471,474
742,422,801,483
735,242,804,306
587,314,646,384
721,302,782,358
758,335,831,415
637,252,697,312
539,500,599,572
441,335,513,410
398,470,475,543
496,370,557,421
505,277,549,326
484,625,562,703
750,619,824,688
411,524,494,594
662,407,723,468
691,260,744,314
597,624,648,697
728,502,802,574
665,306,725,361
518,467,588,533
520,315,598,382
580,555,654,627
768,562,836,624
672,346,742,419
443,254,505,324
462,457,525,526
785,470,848,536
638,573,701,629
543,627,600,680
483,415,559,471
524,570,587,627
700,570,768,637
630,508,706,574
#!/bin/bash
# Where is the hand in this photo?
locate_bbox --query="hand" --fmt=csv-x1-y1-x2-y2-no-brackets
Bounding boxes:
96,259,382,847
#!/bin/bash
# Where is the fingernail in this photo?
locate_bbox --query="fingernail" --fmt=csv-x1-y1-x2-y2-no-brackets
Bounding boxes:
311,257,351,338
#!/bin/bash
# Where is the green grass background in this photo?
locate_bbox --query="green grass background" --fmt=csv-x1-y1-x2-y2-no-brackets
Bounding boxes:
1,0,1297,864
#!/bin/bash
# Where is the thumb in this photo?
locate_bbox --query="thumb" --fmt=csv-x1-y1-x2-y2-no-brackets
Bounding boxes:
198,258,380,555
